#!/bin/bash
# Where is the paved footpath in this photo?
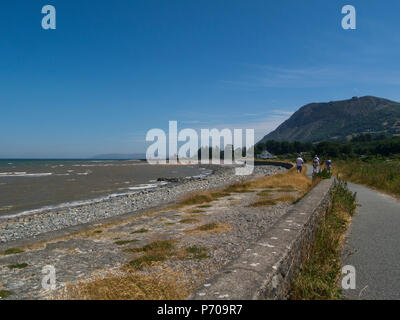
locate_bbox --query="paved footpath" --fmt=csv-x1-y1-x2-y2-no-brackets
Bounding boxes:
342,182,400,300
305,164,400,299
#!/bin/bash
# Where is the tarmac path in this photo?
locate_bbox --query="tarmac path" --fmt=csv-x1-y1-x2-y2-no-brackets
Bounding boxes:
306,164,400,299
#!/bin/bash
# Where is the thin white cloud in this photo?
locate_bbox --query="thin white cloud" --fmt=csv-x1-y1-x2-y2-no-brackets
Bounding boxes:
186,115,291,142
271,110,294,116
221,63,400,89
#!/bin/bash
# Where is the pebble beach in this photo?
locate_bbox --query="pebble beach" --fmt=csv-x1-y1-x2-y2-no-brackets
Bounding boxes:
0,165,286,243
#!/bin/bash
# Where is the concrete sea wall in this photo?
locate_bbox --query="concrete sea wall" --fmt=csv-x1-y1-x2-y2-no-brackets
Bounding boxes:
189,177,334,300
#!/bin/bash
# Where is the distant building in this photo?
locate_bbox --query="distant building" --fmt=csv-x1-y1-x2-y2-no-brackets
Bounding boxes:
257,150,276,159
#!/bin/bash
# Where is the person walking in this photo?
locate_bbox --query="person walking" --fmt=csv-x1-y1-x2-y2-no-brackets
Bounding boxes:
296,155,304,173
312,155,320,175
326,159,332,172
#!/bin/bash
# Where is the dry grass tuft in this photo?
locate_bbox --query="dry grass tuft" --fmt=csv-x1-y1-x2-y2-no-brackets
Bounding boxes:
223,182,253,193
179,218,199,224
185,209,205,214
186,223,231,235
250,195,298,207
179,192,215,206
248,167,311,192
248,167,312,207
59,266,195,300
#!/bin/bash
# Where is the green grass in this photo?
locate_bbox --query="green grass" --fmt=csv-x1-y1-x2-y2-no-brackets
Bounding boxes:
8,263,28,270
256,190,274,197
197,204,212,208
131,228,148,234
335,159,400,197
249,199,278,207
127,240,176,270
2,248,24,255
180,194,215,206
115,239,138,246
276,188,297,192
314,168,332,179
223,182,253,193
290,179,357,300
128,252,170,270
137,240,175,252
126,240,210,270
185,246,210,259
0,290,13,298
186,209,204,214
194,223,219,231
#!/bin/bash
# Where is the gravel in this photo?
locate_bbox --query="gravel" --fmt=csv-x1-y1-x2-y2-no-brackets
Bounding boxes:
0,165,286,243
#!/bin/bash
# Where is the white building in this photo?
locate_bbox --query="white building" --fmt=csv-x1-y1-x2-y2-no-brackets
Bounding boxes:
257,150,276,159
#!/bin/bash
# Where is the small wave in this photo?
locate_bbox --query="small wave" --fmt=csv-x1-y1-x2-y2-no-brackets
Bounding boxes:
0,184,165,220
73,164,115,167
0,205,14,211
0,172,53,178
76,170,92,176
128,182,168,190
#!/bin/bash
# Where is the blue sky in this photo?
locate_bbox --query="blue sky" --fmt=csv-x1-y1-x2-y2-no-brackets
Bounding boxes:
1,0,400,158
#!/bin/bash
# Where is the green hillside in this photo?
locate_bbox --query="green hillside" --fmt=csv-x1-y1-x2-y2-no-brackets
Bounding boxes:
259,96,400,143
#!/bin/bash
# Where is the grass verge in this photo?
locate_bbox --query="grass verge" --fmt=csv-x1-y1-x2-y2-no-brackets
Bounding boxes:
334,159,400,198
290,179,357,300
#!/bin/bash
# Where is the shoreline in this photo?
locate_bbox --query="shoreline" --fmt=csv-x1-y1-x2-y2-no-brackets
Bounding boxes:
0,164,286,244
0,164,216,220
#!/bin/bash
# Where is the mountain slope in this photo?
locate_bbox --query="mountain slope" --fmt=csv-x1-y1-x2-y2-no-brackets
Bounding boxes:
259,96,400,143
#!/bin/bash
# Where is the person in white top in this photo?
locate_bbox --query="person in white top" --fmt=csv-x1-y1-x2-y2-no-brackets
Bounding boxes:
313,155,320,174
296,155,304,173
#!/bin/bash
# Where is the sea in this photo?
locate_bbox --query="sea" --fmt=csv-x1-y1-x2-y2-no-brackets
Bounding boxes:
0,159,209,218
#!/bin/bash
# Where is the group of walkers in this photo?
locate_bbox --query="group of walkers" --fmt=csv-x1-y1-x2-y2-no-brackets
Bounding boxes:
296,154,332,175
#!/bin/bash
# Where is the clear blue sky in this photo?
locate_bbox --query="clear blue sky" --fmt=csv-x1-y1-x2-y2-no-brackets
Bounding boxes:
1,0,400,158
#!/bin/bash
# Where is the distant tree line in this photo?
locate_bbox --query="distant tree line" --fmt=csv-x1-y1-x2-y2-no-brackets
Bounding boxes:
255,134,400,159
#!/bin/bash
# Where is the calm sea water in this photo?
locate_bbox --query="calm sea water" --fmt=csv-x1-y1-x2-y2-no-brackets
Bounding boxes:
0,159,208,217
